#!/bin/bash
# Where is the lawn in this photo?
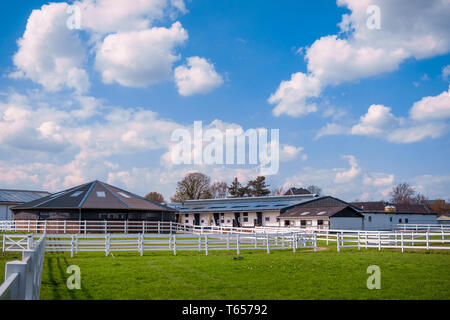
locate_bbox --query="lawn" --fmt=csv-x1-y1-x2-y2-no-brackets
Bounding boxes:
31,246,450,300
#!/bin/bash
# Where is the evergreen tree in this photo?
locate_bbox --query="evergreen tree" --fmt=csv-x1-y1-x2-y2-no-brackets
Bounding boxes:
247,176,270,197
228,177,243,197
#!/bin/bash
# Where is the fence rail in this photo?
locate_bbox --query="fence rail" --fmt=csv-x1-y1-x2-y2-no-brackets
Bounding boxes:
0,220,182,234
0,236,45,300
2,232,317,257
335,231,450,252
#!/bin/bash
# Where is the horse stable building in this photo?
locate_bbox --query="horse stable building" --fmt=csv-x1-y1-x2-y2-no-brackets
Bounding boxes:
170,195,364,230
11,180,176,222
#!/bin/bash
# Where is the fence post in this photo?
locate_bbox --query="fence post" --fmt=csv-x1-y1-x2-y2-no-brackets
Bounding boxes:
378,232,381,251
139,234,144,256
28,220,30,233
2,234,5,252
70,235,74,258
313,233,317,252
205,235,208,256
173,234,177,256
125,220,128,234
326,230,329,245
293,234,296,253
105,234,110,257
337,234,340,252
426,232,429,250
227,233,230,250
198,235,201,252
357,231,360,250
266,234,270,254
170,221,173,235
237,234,240,255
158,221,160,234
44,220,47,234
84,220,87,234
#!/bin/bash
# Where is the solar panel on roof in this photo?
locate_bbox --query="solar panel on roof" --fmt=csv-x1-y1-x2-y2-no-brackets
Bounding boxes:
0,190,49,203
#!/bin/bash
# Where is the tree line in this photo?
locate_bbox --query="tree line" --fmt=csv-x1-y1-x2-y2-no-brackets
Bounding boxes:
144,173,445,211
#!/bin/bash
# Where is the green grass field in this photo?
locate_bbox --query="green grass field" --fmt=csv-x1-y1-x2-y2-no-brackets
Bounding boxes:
1,244,449,300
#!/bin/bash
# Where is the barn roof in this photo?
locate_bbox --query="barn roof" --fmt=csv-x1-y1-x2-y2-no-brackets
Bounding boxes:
350,201,435,215
169,194,318,213
11,180,174,212
279,205,363,218
0,189,50,204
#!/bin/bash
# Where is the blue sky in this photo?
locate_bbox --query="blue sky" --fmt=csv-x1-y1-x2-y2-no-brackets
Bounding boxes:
0,0,449,201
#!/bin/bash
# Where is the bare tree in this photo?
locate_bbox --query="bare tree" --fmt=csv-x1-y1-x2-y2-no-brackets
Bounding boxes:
211,181,228,198
390,183,416,204
171,172,213,202
306,185,322,196
145,192,165,203
271,186,285,196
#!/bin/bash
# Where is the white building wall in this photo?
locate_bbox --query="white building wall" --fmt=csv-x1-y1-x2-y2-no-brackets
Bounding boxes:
363,213,437,230
183,211,282,227
0,204,13,220
330,217,363,230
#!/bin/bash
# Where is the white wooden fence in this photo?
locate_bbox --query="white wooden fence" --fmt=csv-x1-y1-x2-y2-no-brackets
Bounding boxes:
0,220,183,234
397,223,450,232
2,232,317,257
335,231,450,252
0,235,45,300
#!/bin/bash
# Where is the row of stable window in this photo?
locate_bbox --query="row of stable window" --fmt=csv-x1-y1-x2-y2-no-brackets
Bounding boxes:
367,216,408,223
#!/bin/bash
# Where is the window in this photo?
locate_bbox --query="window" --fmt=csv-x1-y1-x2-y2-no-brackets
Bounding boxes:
399,218,402,223
405,218,409,223
390,217,393,222
185,220,189,223
265,217,270,222
243,217,248,222
71,191,83,197
117,192,130,198
201,220,204,223
301,220,306,226
318,220,323,225
243,212,248,216
185,214,189,217
368,216,372,222
227,220,230,223
96,191,106,197
284,220,290,226
221,220,224,224
221,213,224,216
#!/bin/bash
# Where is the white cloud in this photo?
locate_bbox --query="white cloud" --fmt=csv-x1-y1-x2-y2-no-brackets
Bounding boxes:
76,0,185,33
95,22,188,87
334,155,360,184
174,57,223,96
363,173,394,187
269,0,450,117
351,104,399,137
317,87,450,143
11,3,89,93
410,86,450,121
268,73,320,117
279,145,305,162
443,65,450,81
315,123,350,139
10,1,205,94
281,156,397,201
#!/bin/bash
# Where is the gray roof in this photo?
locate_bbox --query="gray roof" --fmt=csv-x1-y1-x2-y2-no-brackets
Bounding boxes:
169,194,318,213
0,189,50,204
12,181,175,212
